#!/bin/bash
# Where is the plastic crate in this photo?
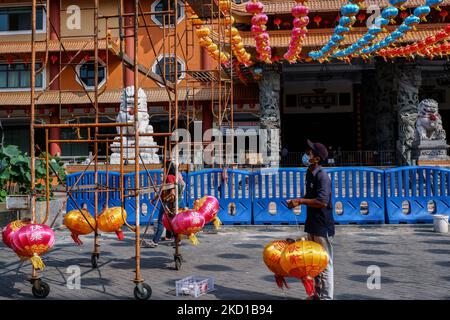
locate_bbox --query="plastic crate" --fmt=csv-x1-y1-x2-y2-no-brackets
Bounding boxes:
175,276,215,297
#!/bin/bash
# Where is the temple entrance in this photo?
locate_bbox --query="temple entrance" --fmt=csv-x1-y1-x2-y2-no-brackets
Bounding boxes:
281,113,356,153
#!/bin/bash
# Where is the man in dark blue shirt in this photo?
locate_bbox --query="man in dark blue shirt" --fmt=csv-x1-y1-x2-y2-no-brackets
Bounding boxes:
287,140,334,300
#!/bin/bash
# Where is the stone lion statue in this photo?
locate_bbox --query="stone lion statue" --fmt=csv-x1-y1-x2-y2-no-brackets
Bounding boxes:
415,99,446,141
116,86,153,136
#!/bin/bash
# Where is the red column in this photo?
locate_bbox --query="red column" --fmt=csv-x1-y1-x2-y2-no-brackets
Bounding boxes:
201,47,214,140
49,0,61,156
124,0,135,87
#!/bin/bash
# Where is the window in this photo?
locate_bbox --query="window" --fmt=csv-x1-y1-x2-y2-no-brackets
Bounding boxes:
0,62,43,90
0,6,45,34
152,55,185,84
151,0,184,27
75,58,107,90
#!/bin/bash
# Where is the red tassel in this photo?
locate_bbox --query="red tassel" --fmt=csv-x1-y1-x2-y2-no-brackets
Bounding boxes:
275,275,289,289
70,233,83,245
115,229,124,241
302,277,315,298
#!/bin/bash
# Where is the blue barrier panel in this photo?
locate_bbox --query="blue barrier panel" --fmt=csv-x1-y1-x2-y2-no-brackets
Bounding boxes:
253,168,307,224
385,166,450,223
66,171,121,215
186,169,253,225
124,170,189,225
328,168,385,224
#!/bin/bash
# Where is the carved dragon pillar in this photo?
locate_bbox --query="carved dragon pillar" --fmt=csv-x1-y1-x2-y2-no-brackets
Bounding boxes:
395,64,422,165
258,64,281,167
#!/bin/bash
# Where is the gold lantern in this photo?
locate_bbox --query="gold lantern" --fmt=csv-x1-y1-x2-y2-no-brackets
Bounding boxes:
97,207,127,240
280,239,329,280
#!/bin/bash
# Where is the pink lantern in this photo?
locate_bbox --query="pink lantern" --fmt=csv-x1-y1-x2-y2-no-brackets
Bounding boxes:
292,5,309,18
194,196,221,229
12,224,55,271
163,209,205,245
245,0,264,14
252,13,269,26
293,16,309,28
2,219,31,250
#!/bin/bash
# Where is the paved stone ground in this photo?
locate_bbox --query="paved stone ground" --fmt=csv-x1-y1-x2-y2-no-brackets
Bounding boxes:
1,225,450,300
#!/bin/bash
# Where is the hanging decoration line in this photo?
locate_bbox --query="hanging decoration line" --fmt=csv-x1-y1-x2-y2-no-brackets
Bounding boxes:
284,0,310,63
246,0,272,64
308,0,363,62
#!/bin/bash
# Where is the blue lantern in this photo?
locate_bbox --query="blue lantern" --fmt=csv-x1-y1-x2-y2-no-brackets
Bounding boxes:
381,7,399,21
341,4,360,17
339,16,353,27
398,24,412,33
391,31,403,40
404,15,420,26
425,0,443,10
335,26,350,34
331,34,344,43
364,34,376,42
413,6,431,21
390,0,407,9
374,16,389,27
368,26,382,35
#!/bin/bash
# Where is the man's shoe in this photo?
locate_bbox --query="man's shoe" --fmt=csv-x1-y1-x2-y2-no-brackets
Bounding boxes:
142,240,158,248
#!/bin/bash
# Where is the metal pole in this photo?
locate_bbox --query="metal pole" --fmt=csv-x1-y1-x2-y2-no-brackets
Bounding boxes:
93,0,101,265
134,0,142,285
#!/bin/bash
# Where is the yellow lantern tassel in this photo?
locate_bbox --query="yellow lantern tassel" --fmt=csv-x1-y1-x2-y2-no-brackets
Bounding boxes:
30,254,45,271
189,234,199,245
436,6,441,12
213,217,222,230
421,17,427,22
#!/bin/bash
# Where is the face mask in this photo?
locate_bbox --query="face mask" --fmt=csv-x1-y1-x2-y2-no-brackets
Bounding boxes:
302,153,311,167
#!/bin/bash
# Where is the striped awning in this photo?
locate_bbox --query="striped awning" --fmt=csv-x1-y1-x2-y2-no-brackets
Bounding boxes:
0,85,259,106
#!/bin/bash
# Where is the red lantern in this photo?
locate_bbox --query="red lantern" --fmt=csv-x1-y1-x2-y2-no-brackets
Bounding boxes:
435,31,448,42
323,19,330,27
7,56,14,65
357,13,366,23
313,15,322,27
274,18,282,29
335,15,341,23
39,108,45,115
440,9,448,22
50,55,58,64
446,24,450,34
400,10,409,20
6,108,13,118
12,224,55,271
23,57,29,67
67,106,74,113
84,55,91,62
115,105,120,113
84,107,90,114
99,106,106,113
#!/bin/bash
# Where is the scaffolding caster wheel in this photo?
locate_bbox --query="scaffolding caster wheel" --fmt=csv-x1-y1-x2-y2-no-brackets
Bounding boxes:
174,254,182,270
31,279,50,299
134,283,152,300
91,253,99,269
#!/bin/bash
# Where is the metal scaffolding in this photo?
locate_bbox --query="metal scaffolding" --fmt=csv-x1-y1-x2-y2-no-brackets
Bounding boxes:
26,0,184,300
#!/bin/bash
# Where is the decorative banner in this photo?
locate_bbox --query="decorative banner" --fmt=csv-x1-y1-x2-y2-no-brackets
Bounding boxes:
246,0,272,63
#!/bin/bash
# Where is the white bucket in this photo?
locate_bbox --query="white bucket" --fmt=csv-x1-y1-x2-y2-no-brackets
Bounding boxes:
433,215,449,234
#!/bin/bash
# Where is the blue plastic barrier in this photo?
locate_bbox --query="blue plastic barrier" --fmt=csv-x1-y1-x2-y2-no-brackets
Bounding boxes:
186,169,253,225
385,167,450,223
66,171,121,215
124,170,188,225
253,168,307,225
328,168,385,224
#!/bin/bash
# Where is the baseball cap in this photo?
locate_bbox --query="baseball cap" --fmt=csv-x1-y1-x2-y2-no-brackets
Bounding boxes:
307,139,329,161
